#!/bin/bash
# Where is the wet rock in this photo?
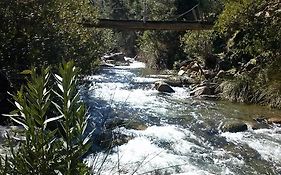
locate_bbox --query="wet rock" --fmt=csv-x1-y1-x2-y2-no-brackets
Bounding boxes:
221,122,248,133
247,121,270,130
177,70,186,76
98,131,134,148
102,52,125,62
181,76,198,85
266,117,281,125
100,62,115,67
111,133,134,147
154,81,175,93
180,66,188,71
190,86,215,97
203,70,216,79
176,59,193,69
105,118,148,131
164,77,183,87
190,62,200,72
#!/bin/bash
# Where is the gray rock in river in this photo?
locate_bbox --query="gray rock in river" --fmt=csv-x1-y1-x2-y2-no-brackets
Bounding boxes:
221,121,248,133
190,85,215,96
154,81,175,93
105,118,148,130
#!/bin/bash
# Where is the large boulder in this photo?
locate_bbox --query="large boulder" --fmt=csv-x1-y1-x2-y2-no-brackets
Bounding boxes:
190,84,217,97
102,52,125,62
221,121,248,133
154,81,175,93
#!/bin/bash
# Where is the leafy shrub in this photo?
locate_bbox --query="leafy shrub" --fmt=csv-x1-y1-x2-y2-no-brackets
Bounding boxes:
0,61,92,174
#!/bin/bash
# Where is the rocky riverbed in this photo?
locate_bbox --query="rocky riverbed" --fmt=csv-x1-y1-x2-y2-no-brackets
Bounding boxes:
82,60,281,174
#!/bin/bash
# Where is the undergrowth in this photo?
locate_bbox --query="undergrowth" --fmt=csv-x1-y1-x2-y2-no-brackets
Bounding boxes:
220,60,281,109
0,61,93,174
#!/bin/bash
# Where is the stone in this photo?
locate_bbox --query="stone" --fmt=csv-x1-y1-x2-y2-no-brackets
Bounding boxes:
180,66,188,71
178,70,186,76
247,121,270,130
100,62,115,67
181,76,198,85
215,68,236,79
190,62,200,72
267,117,281,125
164,77,183,87
102,52,125,62
221,122,248,133
190,86,215,96
105,118,148,131
177,59,193,69
154,81,175,93
203,70,216,79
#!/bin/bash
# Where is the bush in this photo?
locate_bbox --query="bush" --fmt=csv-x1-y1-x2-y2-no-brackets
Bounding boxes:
0,61,92,174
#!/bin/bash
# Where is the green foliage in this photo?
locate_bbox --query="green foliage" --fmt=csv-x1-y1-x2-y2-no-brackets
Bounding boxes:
0,61,92,174
181,31,214,59
220,73,254,103
0,0,115,75
216,0,281,56
138,31,184,69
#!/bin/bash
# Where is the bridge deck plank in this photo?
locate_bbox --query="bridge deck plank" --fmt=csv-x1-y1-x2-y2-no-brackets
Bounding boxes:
81,19,213,31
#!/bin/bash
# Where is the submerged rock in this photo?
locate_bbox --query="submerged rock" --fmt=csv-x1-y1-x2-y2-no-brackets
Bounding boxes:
105,118,148,131
221,121,248,133
154,81,175,93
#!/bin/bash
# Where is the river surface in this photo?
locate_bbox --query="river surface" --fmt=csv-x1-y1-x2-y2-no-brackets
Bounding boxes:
82,61,281,175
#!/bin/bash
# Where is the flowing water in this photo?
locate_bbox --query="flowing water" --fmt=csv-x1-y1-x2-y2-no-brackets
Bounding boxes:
82,61,281,175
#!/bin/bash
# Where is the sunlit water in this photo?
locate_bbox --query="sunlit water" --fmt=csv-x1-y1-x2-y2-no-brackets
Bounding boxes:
81,61,281,175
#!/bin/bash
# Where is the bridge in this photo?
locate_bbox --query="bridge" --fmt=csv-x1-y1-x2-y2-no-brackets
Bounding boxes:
81,19,213,31
81,2,214,31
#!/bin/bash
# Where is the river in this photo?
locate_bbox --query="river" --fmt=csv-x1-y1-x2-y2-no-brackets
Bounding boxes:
82,61,281,175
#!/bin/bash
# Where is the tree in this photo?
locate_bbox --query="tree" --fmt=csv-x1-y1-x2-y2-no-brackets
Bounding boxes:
0,0,115,75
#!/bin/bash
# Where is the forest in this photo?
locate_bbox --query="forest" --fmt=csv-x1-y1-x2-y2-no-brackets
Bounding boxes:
0,0,280,174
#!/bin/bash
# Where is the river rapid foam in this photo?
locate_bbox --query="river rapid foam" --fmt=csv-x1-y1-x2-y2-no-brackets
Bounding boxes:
82,61,281,175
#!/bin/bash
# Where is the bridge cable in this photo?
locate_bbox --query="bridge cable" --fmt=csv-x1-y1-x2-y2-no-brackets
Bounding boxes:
170,3,199,21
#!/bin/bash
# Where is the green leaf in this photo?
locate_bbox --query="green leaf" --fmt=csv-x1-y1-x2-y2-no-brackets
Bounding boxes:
10,117,28,130
44,115,63,125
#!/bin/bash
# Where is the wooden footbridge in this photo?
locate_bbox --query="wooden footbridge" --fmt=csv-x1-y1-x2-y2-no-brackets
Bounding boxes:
81,19,213,31
81,2,214,31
